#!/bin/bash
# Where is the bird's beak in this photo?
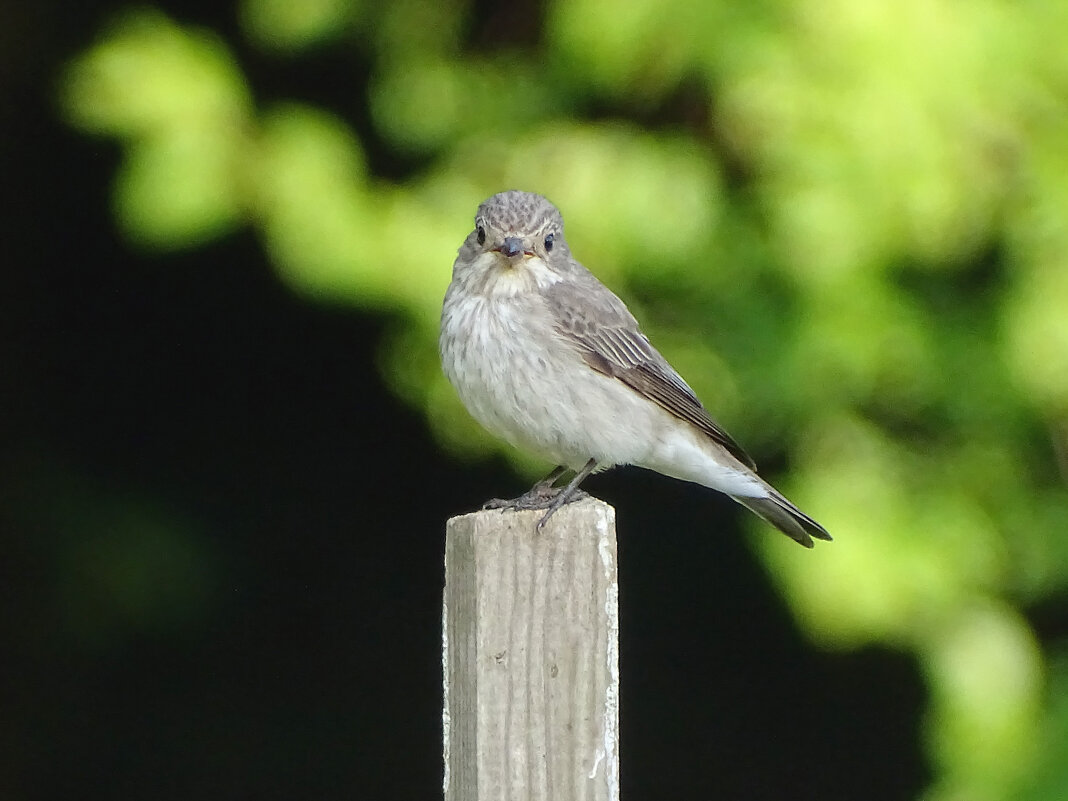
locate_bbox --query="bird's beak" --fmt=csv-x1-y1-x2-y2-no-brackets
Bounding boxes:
493,236,532,261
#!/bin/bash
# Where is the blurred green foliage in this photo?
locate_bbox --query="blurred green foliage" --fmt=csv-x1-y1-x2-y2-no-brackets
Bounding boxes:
61,1,1068,799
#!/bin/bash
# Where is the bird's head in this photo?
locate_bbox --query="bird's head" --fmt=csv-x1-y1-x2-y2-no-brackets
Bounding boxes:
455,191,571,291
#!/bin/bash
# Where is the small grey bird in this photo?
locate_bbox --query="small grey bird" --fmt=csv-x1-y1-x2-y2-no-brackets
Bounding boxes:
440,190,831,547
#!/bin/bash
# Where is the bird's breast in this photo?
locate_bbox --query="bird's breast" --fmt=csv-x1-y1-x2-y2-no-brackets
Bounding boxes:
440,286,664,469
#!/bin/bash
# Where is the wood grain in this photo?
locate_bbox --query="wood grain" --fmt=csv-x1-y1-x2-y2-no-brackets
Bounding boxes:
443,498,619,801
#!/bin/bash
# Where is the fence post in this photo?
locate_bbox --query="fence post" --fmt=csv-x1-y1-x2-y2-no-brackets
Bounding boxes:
443,498,620,801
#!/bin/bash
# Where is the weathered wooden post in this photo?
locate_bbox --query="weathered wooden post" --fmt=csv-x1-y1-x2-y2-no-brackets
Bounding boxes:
443,497,620,801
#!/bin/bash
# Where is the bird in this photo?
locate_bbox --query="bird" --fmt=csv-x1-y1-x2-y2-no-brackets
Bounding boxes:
439,190,831,547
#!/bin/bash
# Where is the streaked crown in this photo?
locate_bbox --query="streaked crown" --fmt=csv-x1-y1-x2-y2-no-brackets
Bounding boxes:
476,191,564,237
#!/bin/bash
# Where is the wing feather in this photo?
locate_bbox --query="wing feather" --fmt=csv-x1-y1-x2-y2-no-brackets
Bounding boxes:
545,280,756,470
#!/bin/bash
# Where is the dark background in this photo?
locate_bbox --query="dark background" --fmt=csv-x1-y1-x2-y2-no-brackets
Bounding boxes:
2,2,927,798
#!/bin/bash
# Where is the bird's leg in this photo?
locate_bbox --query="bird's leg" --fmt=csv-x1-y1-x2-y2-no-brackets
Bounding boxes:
527,464,570,499
536,458,598,530
482,465,570,510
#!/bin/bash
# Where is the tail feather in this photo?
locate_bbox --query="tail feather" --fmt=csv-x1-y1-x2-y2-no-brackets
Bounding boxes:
734,491,832,548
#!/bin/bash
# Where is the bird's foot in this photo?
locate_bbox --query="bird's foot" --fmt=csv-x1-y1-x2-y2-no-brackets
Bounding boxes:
481,460,597,530
482,485,589,512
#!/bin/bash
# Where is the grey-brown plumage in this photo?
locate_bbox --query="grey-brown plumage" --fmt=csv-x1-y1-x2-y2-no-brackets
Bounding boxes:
440,190,831,547
544,276,756,470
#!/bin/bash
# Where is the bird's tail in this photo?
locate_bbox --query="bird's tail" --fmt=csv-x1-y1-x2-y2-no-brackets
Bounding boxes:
733,490,832,548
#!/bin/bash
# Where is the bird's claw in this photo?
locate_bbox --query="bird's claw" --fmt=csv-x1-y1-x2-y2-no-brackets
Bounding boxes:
482,486,589,512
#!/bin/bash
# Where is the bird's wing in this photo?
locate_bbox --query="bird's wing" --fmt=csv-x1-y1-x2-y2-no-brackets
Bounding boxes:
545,279,757,470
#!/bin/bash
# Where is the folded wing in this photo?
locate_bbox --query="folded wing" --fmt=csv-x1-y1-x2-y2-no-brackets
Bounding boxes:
545,280,756,470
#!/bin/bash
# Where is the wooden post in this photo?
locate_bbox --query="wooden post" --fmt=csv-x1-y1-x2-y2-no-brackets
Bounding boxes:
443,498,619,801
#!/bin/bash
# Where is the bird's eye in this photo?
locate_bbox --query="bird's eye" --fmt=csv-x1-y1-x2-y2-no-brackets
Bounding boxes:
476,226,486,245
544,233,554,252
